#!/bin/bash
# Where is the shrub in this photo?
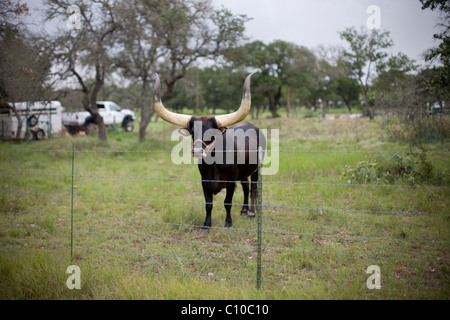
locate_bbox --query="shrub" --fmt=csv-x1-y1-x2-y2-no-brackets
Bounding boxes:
383,116,450,145
343,153,447,186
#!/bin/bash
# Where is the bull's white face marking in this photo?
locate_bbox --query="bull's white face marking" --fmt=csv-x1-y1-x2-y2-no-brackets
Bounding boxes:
192,148,207,159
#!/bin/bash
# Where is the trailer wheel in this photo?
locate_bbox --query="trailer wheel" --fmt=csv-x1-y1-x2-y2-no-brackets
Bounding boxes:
27,115,38,128
35,129,45,140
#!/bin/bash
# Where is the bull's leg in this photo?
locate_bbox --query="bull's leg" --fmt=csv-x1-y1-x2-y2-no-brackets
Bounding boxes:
248,170,259,218
202,184,213,229
240,178,249,215
224,183,236,227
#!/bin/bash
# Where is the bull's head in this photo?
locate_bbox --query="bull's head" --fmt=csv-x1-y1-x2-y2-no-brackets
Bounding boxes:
153,73,255,159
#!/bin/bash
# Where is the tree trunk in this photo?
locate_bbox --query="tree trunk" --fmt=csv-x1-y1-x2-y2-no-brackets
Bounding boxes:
139,80,153,142
92,65,107,140
195,68,200,114
94,113,107,141
268,86,282,118
361,84,374,121
286,86,291,118
80,87,107,141
12,106,23,139
321,100,327,118
346,103,353,114
139,106,154,141
322,92,328,119
367,104,374,120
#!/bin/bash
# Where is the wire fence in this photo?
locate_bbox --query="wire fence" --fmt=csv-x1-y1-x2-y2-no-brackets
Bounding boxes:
0,145,449,295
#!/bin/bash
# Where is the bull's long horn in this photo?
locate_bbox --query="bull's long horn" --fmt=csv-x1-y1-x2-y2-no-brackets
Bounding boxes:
153,73,191,128
215,72,255,128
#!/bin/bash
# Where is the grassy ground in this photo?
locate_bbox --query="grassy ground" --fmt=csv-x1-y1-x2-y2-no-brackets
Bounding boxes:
0,114,449,299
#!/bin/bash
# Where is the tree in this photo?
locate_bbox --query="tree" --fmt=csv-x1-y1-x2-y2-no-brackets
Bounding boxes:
373,52,418,98
285,45,318,116
419,0,450,99
313,46,346,118
45,0,120,141
115,0,250,141
339,27,393,120
234,40,311,118
333,76,361,114
0,0,30,111
113,0,165,142
0,1,52,138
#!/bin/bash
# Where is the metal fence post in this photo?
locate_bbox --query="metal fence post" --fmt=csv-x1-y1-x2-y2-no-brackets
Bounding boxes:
257,146,263,289
70,143,75,264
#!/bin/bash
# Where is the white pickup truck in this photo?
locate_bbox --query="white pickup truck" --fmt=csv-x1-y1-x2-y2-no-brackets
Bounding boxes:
62,101,135,135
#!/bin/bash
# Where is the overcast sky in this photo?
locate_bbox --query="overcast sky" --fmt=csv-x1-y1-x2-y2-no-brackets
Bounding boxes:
25,0,442,65
212,0,442,64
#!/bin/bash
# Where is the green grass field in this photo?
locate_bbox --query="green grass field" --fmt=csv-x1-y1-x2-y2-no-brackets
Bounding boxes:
0,115,449,299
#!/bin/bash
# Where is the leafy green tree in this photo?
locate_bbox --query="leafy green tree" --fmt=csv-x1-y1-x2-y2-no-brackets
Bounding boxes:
339,27,393,120
114,0,249,141
234,40,316,117
45,0,120,141
285,45,319,115
0,1,52,138
332,76,361,114
373,52,418,101
419,0,450,100
198,67,243,115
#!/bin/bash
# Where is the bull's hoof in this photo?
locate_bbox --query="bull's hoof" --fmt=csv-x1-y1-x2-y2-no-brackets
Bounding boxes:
201,224,211,230
248,211,256,219
240,208,248,216
224,221,232,228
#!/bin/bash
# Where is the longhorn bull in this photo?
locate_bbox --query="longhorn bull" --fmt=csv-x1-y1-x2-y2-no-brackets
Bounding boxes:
153,73,265,228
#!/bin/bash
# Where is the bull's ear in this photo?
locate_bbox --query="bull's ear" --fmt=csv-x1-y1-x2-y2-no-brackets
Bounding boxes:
178,128,191,136
219,127,227,134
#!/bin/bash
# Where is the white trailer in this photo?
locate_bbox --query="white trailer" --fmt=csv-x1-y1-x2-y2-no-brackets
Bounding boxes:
0,101,64,140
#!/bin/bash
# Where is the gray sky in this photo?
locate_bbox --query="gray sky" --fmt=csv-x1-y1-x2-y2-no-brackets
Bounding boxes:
24,0,442,64
213,0,442,64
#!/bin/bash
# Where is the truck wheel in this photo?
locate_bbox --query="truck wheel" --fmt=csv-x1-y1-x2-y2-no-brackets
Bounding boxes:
123,119,134,132
84,117,97,135
35,129,45,140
